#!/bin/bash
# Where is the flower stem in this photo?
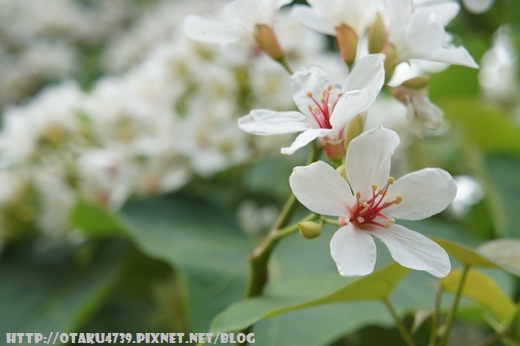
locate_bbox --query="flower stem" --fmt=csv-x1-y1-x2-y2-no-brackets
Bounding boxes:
383,297,416,346
245,142,321,298
438,265,470,346
473,327,510,346
428,285,443,346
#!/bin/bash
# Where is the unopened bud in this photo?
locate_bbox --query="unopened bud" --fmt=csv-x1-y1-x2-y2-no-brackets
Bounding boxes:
336,24,358,66
254,24,285,61
298,221,322,239
368,13,387,54
383,43,399,83
336,164,348,181
401,75,431,90
344,113,365,152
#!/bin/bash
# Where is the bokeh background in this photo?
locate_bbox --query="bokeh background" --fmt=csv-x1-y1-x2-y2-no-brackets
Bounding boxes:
0,0,519,345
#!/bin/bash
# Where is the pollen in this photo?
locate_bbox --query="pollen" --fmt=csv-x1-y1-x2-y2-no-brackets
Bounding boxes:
306,91,313,97
349,178,403,230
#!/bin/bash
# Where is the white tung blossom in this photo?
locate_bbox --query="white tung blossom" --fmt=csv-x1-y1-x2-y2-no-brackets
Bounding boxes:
238,54,385,159
289,127,456,277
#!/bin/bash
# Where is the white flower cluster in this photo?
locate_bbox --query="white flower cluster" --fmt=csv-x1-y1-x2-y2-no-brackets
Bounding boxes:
184,0,481,277
0,2,336,242
0,0,137,106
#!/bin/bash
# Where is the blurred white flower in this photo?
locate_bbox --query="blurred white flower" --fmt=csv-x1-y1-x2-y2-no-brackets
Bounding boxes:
479,26,519,105
289,127,456,277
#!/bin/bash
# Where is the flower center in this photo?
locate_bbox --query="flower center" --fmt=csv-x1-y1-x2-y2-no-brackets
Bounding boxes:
306,86,343,129
340,177,403,230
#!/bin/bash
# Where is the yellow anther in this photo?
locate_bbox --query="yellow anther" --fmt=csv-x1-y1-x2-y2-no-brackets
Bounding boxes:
357,216,365,223
384,223,391,229
394,194,403,204
378,189,385,195
372,184,378,191
327,85,333,91
388,218,395,223
338,92,343,97
306,91,313,97
356,191,361,200
362,202,369,208
308,105,313,111
387,177,395,185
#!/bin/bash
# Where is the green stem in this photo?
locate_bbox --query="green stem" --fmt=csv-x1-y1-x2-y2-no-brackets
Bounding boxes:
428,285,443,346
438,265,470,346
383,297,416,346
245,143,322,299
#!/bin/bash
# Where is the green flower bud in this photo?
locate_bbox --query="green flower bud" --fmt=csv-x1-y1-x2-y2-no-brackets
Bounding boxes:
298,221,322,239
336,164,348,181
368,13,386,54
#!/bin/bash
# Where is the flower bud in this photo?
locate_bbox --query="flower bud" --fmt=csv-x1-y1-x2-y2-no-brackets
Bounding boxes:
336,24,358,66
298,221,322,239
344,113,365,152
368,13,386,54
254,24,285,61
383,43,399,83
401,75,431,90
336,164,348,181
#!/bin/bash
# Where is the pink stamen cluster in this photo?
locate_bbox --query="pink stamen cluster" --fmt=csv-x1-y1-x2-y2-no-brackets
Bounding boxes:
340,177,403,230
306,85,342,129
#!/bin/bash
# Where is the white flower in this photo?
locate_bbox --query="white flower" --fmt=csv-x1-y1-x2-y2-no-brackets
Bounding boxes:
289,127,456,277
392,85,443,137
183,0,290,59
238,54,385,159
290,0,381,38
382,0,477,69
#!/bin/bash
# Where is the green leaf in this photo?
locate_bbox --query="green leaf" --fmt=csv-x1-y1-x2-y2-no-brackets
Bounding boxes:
118,193,252,331
440,98,520,156
431,237,498,267
70,199,127,237
211,263,409,333
441,269,516,324
0,240,126,335
479,239,520,277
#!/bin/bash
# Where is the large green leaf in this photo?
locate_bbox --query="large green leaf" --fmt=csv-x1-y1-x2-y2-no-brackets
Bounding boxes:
441,269,516,324
118,193,252,331
70,199,127,237
0,240,126,335
211,263,409,333
431,237,498,267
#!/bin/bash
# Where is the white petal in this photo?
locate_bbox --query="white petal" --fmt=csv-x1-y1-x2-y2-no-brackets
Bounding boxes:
417,2,460,27
346,127,400,198
329,89,377,133
290,5,336,36
406,11,478,68
368,223,451,277
343,54,386,94
385,168,457,220
224,0,262,27
238,110,311,135
330,224,377,276
292,66,331,114
183,15,245,45
289,160,354,216
281,128,332,155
